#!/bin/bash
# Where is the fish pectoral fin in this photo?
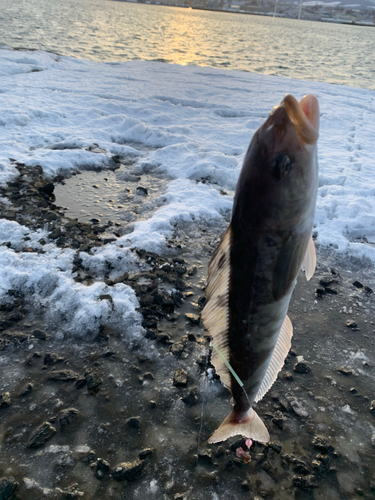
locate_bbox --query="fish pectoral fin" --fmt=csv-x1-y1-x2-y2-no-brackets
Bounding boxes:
301,236,316,281
208,408,269,444
254,315,293,403
201,226,232,390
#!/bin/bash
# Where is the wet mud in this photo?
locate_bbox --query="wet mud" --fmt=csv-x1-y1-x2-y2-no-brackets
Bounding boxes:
1,160,375,500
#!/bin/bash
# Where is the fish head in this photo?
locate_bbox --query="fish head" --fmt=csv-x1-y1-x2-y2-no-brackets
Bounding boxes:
233,94,319,231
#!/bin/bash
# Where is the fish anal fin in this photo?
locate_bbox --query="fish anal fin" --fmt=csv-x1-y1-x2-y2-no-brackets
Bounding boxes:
301,236,316,281
254,315,293,403
208,408,269,444
202,226,232,390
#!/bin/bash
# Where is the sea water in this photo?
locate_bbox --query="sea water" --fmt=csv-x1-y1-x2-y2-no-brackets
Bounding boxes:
1,0,375,90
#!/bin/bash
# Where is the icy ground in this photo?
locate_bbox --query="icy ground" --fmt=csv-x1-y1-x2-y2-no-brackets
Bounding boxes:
0,47,375,340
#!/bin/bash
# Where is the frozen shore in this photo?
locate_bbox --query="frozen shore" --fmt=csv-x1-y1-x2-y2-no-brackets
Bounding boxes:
1,48,375,499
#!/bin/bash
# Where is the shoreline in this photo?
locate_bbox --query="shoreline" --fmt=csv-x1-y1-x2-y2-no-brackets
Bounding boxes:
1,163,375,499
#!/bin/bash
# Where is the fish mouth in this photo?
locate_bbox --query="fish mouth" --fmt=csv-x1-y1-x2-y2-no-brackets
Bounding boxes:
279,94,320,145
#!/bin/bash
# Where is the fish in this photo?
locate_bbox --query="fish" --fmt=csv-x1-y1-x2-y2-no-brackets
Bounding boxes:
202,94,320,444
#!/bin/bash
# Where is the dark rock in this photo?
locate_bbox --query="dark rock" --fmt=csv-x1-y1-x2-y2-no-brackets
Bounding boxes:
85,370,103,390
139,448,154,460
272,410,283,429
364,286,373,293
96,458,111,472
27,421,57,448
19,383,33,396
126,417,141,429
0,476,18,500
0,393,10,409
42,183,55,196
318,276,336,287
215,446,225,458
185,313,200,325
81,450,96,464
75,378,86,389
170,342,185,357
316,453,329,466
49,228,62,239
156,334,170,344
335,365,353,376
188,265,197,276
59,408,80,431
346,319,357,328
325,287,337,295
173,369,188,387
268,442,282,454
352,280,363,289
32,329,48,340
281,371,294,380
144,329,156,340
143,372,154,381
142,318,157,329
48,369,79,381
293,475,317,489
112,460,144,481
315,288,326,297
198,449,213,464
294,361,311,374
181,387,199,407
139,295,154,307
370,400,375,415
44,352,64,365
312,435,333,453
136,186,148,196
241,481,251,492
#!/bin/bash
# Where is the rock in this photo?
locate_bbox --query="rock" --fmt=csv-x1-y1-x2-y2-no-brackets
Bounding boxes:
143,372,154,381
170,342,185,357
81,450,97,465
19,383,33,396
335,365,353,376
0,476,18,500
136,186,148,196
32,329,48,340
139,448,154,460
312,435,333,453
126,416,140,428
352,280,363,289
59,408,80,431
294,361,311,374
173,369,188,388
42,183,55,196
198,449,213,464
48,369,79,381
293,475,317,489
370,400,375,415
241,481,251,492
185,313,200,326
27,422,57,448
96,458,111,472
290,399,309,418
268,442,282,454
272,411,283,429
112,460,144,481
0,392,10,409
75,378,86,389
44,352,64,365
85,370,103,391
188,265,197,276
346,319,357,328
181,387,199,407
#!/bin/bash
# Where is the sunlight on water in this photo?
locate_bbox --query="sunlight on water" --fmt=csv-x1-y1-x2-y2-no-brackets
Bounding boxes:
0,0,374,89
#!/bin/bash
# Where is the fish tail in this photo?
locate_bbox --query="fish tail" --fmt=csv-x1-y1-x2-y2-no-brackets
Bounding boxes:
207,408,269,444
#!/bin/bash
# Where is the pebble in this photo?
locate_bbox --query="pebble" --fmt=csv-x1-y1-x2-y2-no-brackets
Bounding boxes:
139,448,154,460
32,329,48,340
272,411,283,429
0,392,10,409
335,365,353,376
0,476,18,500
27,421,57,448
346,319,358,328
19,383,33,396
170,342,185,357
370,400,375,415
312,435,333,453
48,369,79,381
181,387,199,407
58,408,80,431
112,460,144,481
85,370,103,390
126,416,141,428
185,313,200,326
96,458,111,472
173,369,188,388
294,361,311,374
293,475,317,489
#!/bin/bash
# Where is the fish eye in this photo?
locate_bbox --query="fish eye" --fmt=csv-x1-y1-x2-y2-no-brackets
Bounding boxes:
271,154,291,179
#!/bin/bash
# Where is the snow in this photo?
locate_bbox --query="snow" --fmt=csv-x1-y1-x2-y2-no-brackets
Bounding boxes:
1,47,375,338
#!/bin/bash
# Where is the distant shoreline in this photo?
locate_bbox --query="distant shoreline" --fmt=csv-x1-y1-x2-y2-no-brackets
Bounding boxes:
113,0,375,27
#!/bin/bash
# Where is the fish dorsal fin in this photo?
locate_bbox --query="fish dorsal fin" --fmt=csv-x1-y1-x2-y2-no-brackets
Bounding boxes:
254,315,293,403
301,236,316,281
201,226,232,390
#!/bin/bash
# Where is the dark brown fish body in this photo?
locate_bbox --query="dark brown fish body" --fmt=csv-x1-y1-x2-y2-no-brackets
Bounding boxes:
203,95,320,443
